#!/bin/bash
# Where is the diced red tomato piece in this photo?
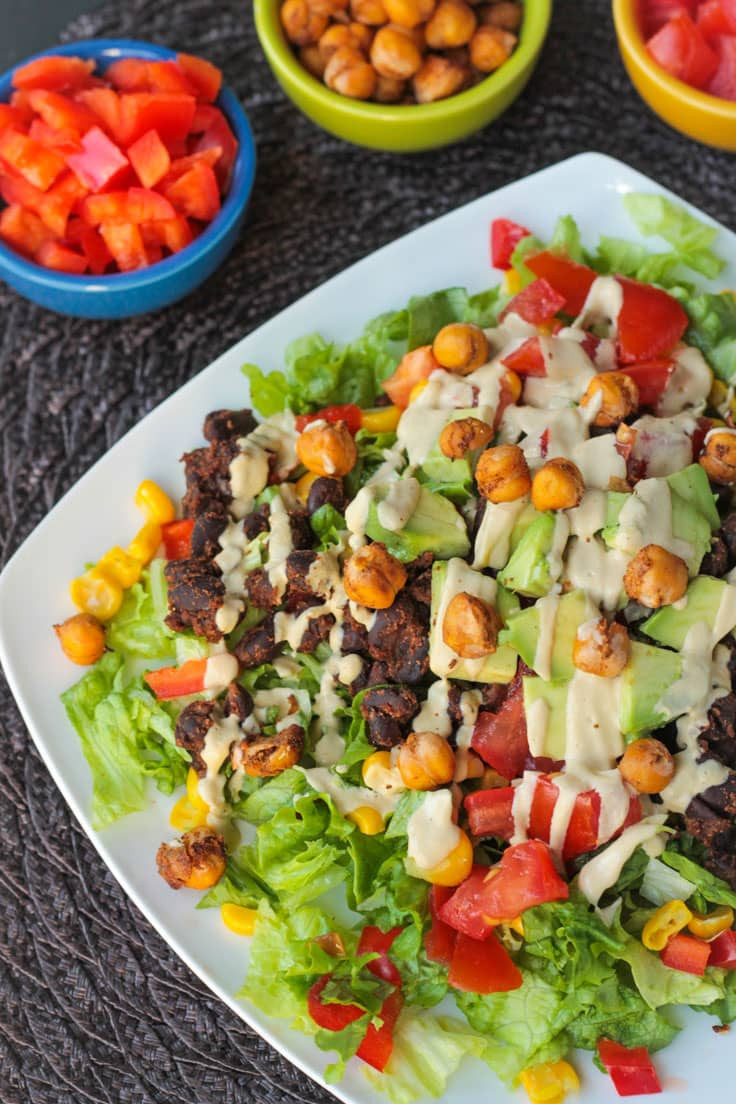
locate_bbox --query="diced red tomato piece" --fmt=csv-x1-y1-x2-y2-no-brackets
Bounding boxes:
76,88,125,143
191,104,237,189
9,90,35,126
99,220,149,271
707,928,736,968
501,277,567,326
295,403,363,435
28,118,82,154
439,865,497,940
490,217,531,269
524,250,596,315
82,187,176,226
447,930,523,994
177,53,223,102
12,55,95,92
145,60,197,96
160,519,195,560
26,88,98,135
144,657,208,699
425,885,457,966
162,159,220,221
143,216,194,253
470,679,529,778
646,13,719,88
383,346,440,408
616,277,689,363
0,203,54,256
0,103,28,134
465,787,515,842
528,775,642,861
35,239,87,274
105,58,151,92
165,146,222,182
78,223,113,275
696,0,734,39
357,988,402,1072
0,128,66,191
40,171,89,236
641,0,696,36
127,127,171,188
660,932,711,975
119,92,196,146
66,126,129,192
357,925,402,985
708,33,736,99
476,840,568,922
307,974,365,1032
597,1038,662,1097
618,359,676,407
500,336,547,377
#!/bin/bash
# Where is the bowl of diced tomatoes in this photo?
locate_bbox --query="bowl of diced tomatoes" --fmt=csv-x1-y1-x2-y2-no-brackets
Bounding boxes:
0,39,256,317
613,0,736,150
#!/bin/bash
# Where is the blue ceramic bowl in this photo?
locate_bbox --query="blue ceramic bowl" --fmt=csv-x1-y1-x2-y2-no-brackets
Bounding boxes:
0,38,256,318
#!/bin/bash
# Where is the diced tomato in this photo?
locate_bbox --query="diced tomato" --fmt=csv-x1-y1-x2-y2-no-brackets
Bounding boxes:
524,250,597,315
618,358,676,407
447,931,523,994
597,1038,662,1097
439,865,497,940
35,239,87,274
82,187,176,226
26,88,98,135
144,657,208,699
191,104,237,189
475,840,569,922
40,171,89,236
78,223,113,275
0,203,53,256
160,519,195,560
9,90,35,126
425,885,457,966
105,58,151,92
708,33,736,99
28,118,82,154
119,92,196,146
307,974,365,1032
490,217,530,270
162,159,220,220
357,988,402,1072
707,928,736,968
500,336,547,377
147,60,197,96
501,277,567,326
465,787,515,842
177,52,223,102
166,146,222,180
696,0,735,39
357,925,402,985
0,128,66,191
76,88,125,143
528,775,642,861
660,931,711,975
99,220,149,271
0,103,28,134
66,126,129,191
295,403,363,435
646,13,719,88
641,0,696,36
470,679,529,779
382,346,440,408
144,215,194,254
616,277,689,363
12,55,95,92
127,127,171,188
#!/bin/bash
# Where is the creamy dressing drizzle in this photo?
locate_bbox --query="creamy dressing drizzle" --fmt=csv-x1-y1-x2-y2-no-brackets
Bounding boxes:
430,558,498,679
533,594,560,681
376,477,421,531
198,713,242,834
578,817,667,906
266,489,294,600
407,788,460,871
629,412,698,478
300,766,400,818
472,496,529,570
658,346,711,416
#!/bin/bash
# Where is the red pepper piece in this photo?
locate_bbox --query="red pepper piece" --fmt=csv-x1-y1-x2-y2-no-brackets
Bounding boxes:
67,126,129,192
35,239,88,274
464,787,515,842
597,1038,662,1097
144,657,208,699
619,359,676,407
99,221,148,271
660,931,711,975
162,159,220,221
295,403,363,435
425,885,457,966
127,128,171,189
470,678,529,778
12,55,95,92
0,203,54,256
524,250,597,316
161,519,195,560
357,925,402,985
447,931,523,994
501,335,547,377
708,929,736,968
177,52,223,103
501,277,567,326
616,277,688,363
490,217,530,269
0,127,66,191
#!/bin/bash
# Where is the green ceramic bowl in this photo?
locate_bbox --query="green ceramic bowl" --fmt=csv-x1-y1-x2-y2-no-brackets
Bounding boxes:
254,0,552,152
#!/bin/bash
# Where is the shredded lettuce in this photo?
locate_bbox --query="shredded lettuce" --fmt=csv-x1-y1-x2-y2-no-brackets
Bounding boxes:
310,503,346,549
680,290,736,383
640,857,696,907
623,193,725,279
661,850,736,908
104,559,175,659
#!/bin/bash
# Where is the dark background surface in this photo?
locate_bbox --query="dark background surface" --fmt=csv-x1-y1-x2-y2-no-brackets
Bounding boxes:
1,2,735,1103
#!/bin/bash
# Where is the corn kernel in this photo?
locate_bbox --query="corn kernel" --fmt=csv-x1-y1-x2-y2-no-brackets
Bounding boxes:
135,479,176,524
361,405,402,433
519,1060,580,1104
642,899,693,951
509,915,525,937
69,569,124,622
503,269,521,295
295,470,319,504
408,380,429,404
221,903,258,936
187,767,210,814
504,369,522,402
362,750,393,789
687,905,734,940
169,793,208,831
97,546,142,588
128,521,162,565
347,806,384,835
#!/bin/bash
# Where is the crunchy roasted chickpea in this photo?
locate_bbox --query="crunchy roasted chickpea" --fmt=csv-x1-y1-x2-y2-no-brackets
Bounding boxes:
54,612,106,665
232,723,305,778
425,0,477,47
309,0,349,15
476,443,531,503
398,730,456,789
324,46,378,97
156,825,226,890
700,428,736,484
383,0,435,25
623,544,688,608
619,737,675,794
482,0,522,29
370,25,423,78
531,457,585,511
281,0,329,45
350,0,388,24
300,43,328,77
348,19,376,48
412,54,468,102
442,591,500,658
469,24,516,70
580,372,639,428
572,617,630,678
344,542,407,608
296,418,358,476
439,415,493,459
374,73,406,100
319,22,366,58
432,322,490,375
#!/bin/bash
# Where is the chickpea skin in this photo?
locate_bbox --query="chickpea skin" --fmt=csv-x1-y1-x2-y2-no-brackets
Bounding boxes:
54,612,106,665
531,457,585,511
383,0,435,25
699,428,736,484
297,418,358,475
370,25,423,79
482,0,522,30
232,724,305,777
619,737,675,794
439,416,493,459
299,43,327,77
572,618,630,678
374,73,406,100
319,22,366,58
324,46,378,98
398,730,456,790
309,0,349,14
425,0,477,47
344,542,407,608
349,20,376,49
432,322,490,375
413,54,468,102
476,444,531,503
623,544,689,608
442,591,501,658
281,0,329,45
469,24,516,71
350,0,388,24
580,372,639,428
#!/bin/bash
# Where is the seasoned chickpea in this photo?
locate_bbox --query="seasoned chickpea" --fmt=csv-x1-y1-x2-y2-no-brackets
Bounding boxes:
383,0,435,24
482,0,522,29
413,54,468,102
469,24,516,70
350,0,388,24
572,618,630,678
319,22,365,57
619,737,675,794
300,43,328,77
232,724,305,778
296,418,358,476
374,73,406,100
442,591,500,658
439,415,493,459
432,322,490,375
580,372,639,428
349,19,376,48
156,825,226,890
623,544,688,608
281,0,329,45
344,542,407,608
425,0,477,47
699,428,736,484
309,0,349,14
476,444,531,503
531,457,585,511
370,25,423,78
54,612,106,666
398,730,456,789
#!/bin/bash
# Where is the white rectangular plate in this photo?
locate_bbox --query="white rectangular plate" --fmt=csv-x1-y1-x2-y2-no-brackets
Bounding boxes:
1,153,733,1104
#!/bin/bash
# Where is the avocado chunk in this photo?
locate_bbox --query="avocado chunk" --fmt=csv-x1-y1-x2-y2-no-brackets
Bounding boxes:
417,408,489,503
522,677,568,761
641,576,736,650
619,641,683,738
667,463,720,531
365,482,470,563
497,512,566,598
429,558,518,683
503,589,597,681
473,498,538,571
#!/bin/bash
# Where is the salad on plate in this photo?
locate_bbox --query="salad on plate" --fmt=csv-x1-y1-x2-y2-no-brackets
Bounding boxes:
55,191,736,1103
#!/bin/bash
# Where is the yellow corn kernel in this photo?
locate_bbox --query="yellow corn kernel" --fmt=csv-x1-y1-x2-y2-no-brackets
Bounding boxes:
408,380,429,404
97,546,142,588
69,569,124,622
504,369,522,402
347,806,384,835
128,521,162,565
361,405,402,433
221,903,258,936
295,470,319,504
362,750,393,788
503,269,521,295
169,793,208,831
519,1060,580,1104
186,767,209,814
642,899,693,951
422,829,473,887
509,915,525,937
687,905,734,940
135,479,176,524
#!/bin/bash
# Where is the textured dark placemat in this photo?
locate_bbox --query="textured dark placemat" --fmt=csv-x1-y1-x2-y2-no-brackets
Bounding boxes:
1,1,734,1102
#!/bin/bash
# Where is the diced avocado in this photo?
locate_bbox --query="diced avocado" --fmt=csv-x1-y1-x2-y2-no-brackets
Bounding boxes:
473,498,538,572
509,501,544,551
496,582,520,623
429,559,517,683
601,492,628,546
497,512,557,598
522,677,568,761
365,484,470,563
618,641,682,738
502,590,596,681
667,463,720,531
416,408,486,503
641,576,736,650
670,489,713,574
602,477,714,574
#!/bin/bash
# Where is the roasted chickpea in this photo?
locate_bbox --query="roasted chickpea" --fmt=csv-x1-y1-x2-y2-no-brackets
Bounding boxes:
349,19,376,48
573,618,630,678
350,0,388,24
623,544,689,608
300,43,327,77
398,730,456,789
281,0,329,45
296,418,358,476
232,723,305,778
318,22,365,58
439,415,493,459
412,54,468,102
425,0,477,47
313,931,347,957
432,322,490,375
699,428,736,484
580,372,639,428
619,737,675,794
383,0,435,24
469,24,516,70
344,542,407,608
374,73,406,100
54,612,106,665
531,457,585,511
323,46,378,97
370,25,423,78
475,443,531,503
442,591,500,658
482,0,522,29
156,825,226,890
309,0,349,14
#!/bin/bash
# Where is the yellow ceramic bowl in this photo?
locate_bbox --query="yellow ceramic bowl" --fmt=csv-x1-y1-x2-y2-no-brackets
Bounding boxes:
254,0,551,152
613,0,736,151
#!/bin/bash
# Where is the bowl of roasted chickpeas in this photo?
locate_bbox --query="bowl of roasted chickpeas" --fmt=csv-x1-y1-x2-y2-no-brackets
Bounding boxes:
254,0,551,151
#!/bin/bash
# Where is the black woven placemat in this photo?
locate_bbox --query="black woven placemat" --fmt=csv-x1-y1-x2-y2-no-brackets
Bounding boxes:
1,1,734,1101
